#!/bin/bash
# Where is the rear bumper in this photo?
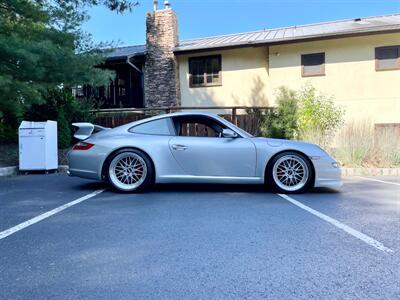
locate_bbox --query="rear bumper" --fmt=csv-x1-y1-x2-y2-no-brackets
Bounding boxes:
68,167,99,180
68,148,106,180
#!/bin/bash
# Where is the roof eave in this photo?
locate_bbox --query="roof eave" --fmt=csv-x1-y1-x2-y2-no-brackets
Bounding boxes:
173,26,400,55
105,52,146,61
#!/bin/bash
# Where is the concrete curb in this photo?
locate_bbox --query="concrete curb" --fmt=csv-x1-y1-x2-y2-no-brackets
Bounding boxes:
0,165,69,177
342,168,400,176
58,165,69,173
0,166,18,177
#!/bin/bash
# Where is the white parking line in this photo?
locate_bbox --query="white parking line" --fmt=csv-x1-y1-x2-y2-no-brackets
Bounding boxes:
0,189,105,240
355,176,400,187
277,193,394,253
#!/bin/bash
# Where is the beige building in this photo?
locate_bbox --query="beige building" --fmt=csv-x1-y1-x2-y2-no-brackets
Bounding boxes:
176,32,400,125
175,18,400,125
101,5,399,127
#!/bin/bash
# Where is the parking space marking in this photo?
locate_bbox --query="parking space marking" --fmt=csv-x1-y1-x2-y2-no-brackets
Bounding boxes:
355,176,400,187
0,189,105,240
277,194,394,253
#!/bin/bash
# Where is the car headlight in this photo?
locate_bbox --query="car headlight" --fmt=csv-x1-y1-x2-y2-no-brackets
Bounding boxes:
332,162,339,168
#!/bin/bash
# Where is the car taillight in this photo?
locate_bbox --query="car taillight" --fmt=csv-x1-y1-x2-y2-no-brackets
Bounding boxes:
72,142,94,150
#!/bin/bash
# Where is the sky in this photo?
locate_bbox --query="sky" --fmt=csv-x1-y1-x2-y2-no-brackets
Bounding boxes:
82,0,400,47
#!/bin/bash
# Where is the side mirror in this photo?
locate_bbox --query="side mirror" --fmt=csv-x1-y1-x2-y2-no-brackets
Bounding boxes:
222,128,238,138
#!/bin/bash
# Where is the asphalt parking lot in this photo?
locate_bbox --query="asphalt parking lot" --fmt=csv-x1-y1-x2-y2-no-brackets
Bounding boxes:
0,174,399,299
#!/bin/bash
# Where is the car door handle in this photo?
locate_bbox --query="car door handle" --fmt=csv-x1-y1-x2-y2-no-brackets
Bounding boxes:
172,144,188,151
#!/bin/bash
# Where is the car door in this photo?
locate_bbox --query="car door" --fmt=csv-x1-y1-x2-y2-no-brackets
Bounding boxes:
169,116,257,177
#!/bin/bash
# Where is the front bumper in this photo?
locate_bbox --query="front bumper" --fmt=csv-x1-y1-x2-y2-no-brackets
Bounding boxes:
312,157,343,188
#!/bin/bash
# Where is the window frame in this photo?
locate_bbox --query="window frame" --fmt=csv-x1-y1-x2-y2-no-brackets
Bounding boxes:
301,52,326,77
188,55,222,88
375,45,400,71
171,115,242,138
128,117,175,136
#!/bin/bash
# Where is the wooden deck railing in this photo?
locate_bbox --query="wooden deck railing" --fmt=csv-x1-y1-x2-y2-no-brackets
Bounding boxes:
90,106,273,129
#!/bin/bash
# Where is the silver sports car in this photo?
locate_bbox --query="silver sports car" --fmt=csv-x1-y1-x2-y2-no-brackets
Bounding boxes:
68,112,341,193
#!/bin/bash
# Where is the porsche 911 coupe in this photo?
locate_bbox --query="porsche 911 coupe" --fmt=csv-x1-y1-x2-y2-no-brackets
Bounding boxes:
68,112,341,193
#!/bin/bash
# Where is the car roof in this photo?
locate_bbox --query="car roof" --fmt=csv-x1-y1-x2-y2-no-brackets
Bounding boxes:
114,111,252,137
120,111,222,127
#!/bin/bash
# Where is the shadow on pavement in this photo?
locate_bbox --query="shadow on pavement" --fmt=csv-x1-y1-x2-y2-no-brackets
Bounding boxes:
308,187,341,194
152,183,268,193
73,180,340,195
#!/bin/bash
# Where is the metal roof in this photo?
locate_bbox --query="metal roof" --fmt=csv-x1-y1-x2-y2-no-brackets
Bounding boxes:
106,45,146,60
175,14,400,53
106,13,400,59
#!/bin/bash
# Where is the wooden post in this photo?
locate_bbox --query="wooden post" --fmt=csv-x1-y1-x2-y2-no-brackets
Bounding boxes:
232,107,237,125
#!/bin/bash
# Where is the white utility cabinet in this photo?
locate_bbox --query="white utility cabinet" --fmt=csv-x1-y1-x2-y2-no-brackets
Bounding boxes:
19,121,58,171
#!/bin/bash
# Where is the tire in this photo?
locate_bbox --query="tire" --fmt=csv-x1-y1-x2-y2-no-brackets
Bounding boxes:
267,151,313,194
106,149,154,192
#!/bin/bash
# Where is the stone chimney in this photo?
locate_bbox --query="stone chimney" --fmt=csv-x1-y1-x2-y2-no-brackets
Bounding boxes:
144,2,180,107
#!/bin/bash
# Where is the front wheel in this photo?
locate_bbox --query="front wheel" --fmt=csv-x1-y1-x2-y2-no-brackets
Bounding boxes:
267,152,313,193
107,149,154,192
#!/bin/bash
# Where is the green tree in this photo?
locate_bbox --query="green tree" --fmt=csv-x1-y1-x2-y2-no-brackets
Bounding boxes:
0,0,138,142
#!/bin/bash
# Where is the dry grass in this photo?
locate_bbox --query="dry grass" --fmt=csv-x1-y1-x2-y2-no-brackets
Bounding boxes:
299,127,334,150
299,120,400,167
332,121,400,167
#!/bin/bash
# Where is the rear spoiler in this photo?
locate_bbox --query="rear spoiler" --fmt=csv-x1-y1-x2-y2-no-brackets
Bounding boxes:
72,123,110,140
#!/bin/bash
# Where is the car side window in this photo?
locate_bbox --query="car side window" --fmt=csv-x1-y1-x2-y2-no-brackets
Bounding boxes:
173,116,227,137
129,118,172,136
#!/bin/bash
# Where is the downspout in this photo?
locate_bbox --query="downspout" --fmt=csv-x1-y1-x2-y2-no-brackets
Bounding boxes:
126,55,144,107
126,55,142,74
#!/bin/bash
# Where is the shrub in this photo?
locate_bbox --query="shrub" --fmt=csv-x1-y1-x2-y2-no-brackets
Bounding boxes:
57,109,72,149
24,89,94,149
297,85,344,148
260,87,298,139
259,85,344,146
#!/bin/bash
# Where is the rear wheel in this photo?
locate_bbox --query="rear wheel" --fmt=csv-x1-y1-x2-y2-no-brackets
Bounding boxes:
107,149,153,192
267,151,313,193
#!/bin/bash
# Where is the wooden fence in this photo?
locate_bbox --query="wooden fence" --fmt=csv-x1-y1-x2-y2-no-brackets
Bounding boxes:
92,106,273,136
374,123,400,138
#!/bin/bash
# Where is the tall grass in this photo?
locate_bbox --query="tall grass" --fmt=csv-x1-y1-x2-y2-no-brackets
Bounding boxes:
332,121,400,167
374,127,400,167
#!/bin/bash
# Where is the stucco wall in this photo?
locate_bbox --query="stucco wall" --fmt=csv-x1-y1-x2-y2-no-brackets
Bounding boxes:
178,33,400,124
177,47,271,112
269,33,400,124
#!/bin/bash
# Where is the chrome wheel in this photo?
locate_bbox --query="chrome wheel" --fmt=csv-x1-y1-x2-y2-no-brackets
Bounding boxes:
109,152,148,191
272,155,309,192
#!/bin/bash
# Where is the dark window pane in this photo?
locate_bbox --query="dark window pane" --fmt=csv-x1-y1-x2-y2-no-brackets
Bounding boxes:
376,47,398,59
191,59,205,75
192,74,204,85
376,46,399,70
301,53,325,76
211,57,220,73
174,116,226,137
189,55,221,86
